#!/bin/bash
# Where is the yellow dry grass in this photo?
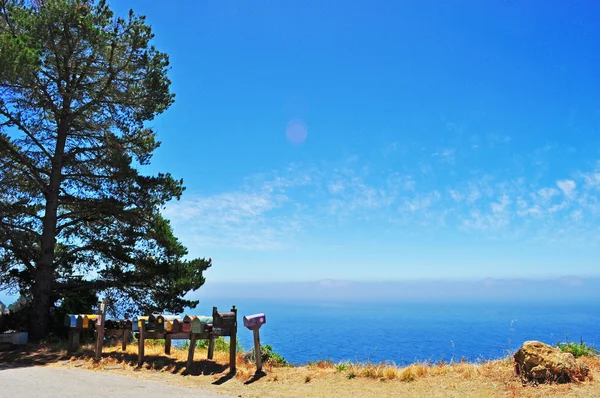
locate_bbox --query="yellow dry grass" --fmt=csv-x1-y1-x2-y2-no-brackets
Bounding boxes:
4,343,600,398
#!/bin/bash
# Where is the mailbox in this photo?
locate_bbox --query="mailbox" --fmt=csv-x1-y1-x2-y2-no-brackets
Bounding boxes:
132,317,139,331
69,315,82,329
147,314,157,331
197,316,212,324
191,317,204,334
125,319,132,330
105,319,115,329
171,319,181,333
64,314,72,327
81,315,90,329
155,315,165,332
87,314,99,328
165,320,172,332
181,315,192,333
213,310,236,327
243,313,266,330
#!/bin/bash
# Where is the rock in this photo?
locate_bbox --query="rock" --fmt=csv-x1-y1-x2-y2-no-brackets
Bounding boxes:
514,340,590,383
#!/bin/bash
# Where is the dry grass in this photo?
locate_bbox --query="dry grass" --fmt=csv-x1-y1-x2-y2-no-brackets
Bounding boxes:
3,343,600,397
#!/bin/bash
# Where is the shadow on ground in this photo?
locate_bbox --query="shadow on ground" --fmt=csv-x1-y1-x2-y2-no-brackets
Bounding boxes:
0,344,68,370
0,344,229,378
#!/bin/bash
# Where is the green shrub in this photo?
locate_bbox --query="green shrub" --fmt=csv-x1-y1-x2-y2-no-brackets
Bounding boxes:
246,344,290,367
557,336,598,357
335,362,349,371
181,336,243,353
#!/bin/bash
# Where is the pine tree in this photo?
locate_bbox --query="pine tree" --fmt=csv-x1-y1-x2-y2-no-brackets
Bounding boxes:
0,0,210,340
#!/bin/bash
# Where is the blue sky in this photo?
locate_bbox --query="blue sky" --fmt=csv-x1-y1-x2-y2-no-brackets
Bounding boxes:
104,1,600,284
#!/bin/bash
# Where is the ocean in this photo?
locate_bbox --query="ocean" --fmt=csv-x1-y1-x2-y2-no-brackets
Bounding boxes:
190,298,600,366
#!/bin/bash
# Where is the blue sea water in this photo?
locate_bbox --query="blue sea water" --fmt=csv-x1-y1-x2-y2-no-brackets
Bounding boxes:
190,299,600,366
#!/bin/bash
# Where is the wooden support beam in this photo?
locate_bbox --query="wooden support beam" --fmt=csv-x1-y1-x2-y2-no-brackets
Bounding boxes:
207,334,215,360
186,333,197,371
253,327,263,373
94,299,107,361
137,320,145,368
229,305,237,373
165,334,171,355
67,329,80,355
122,329,129,351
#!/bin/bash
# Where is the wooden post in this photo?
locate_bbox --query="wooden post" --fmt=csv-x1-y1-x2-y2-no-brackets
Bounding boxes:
253,327,263,373
67,329,79,355
229,305,237,373
165,334,171,355
73,329,80,353
186,333,197,370
94,299,107,361
137,320,145,368
207,335,215,360
122,329,130,351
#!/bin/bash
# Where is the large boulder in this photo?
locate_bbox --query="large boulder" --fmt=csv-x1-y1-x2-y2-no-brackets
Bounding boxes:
514,340,590,383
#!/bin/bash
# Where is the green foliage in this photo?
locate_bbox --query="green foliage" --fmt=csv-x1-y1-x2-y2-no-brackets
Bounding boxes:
346,372,356,379
335,362,349,372
0,0,211,338
181,337,243,353
247,344,289,367
557,335,598,357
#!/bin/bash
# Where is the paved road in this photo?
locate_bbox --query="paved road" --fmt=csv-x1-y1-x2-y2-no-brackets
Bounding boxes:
0,366,234,397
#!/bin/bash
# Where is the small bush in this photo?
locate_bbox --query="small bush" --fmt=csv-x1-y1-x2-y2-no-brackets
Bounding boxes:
362,369,375,378
245,344,289,367
335,362,349,372
346,371,356,379
557,337,598,357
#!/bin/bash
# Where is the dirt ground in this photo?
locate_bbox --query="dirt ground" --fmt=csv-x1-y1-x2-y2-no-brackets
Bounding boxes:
1,343,599,397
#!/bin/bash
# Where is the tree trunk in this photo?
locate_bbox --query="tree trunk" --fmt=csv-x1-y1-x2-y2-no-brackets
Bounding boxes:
29,120,69,341
29,263,53,341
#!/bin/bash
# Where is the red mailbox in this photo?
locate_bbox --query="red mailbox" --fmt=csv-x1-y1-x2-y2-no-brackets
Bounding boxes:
181,315,192,333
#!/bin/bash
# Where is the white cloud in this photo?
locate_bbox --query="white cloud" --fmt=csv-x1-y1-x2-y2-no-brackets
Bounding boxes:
491,194,511,213
448,189,463,202
161,154,600,252
466,186,481,204
328,181,345,194
537,187,559,200
556,179,577,199
582,172,600,189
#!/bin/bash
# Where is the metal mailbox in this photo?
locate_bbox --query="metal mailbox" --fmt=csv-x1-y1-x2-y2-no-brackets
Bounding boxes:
87,314,99,329
165,320,172,332
181,315,192,333
171,319,181,333
155,315,165,332
132,317,139,331
81,315,90,329
191,317,204,334
64,314,72,327
125,319,132,330
69,315,82,329
243,313,266,330
147,314,157,331
213,310,236,327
